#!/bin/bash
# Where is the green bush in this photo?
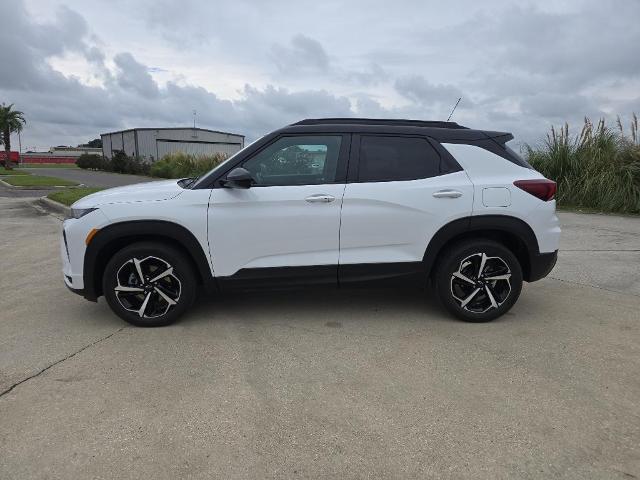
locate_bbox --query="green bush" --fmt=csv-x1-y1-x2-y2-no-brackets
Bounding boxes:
525,115,640,214
150,152,228,179
76,153,102,170
108,151,150,175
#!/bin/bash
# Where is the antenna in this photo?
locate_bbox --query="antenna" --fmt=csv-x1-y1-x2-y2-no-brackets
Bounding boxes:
447,97,462,122
193,109,197,129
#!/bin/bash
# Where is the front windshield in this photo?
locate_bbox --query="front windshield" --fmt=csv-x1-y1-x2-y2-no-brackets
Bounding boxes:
189,134,267,188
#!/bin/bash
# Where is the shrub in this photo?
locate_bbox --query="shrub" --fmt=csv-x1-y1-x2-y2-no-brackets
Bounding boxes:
108,151,150,175
525,114,640,214
110,151,129,173
150,152,228,179
76,153,102,170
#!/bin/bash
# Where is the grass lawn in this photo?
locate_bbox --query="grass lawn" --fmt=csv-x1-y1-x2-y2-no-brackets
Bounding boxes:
0,168,30,175
48,187,104,206
20,163,79,168
3,175,78,187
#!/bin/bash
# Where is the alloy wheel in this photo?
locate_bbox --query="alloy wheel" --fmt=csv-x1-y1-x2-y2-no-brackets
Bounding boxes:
114,256,182,318
450,252,512,314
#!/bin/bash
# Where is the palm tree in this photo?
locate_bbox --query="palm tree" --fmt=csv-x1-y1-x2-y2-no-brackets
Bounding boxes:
0,104,26,170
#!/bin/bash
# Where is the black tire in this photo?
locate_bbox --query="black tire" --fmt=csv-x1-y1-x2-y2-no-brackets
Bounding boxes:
434,239,523,322
103,242,197,327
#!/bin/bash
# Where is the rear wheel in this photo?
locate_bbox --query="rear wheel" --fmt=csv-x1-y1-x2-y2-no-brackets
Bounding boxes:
103,242,197,327
435,239,523,322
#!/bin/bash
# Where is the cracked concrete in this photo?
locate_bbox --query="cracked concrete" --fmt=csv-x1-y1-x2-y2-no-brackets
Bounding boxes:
0,327,126,398
0,197,639,479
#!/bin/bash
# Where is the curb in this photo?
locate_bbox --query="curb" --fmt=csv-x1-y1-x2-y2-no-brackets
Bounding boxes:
36,196,71,217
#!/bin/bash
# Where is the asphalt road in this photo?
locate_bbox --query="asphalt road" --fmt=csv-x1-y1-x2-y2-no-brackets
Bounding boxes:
22,167,153,188
0,197,638,479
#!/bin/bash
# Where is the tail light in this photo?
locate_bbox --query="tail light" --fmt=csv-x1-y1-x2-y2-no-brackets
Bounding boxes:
513,179,556,201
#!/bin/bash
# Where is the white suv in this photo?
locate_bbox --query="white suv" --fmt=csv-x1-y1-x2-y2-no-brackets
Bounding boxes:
61,118,560,326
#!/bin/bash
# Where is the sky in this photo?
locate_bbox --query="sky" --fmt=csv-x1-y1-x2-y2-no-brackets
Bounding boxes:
1,0,640,151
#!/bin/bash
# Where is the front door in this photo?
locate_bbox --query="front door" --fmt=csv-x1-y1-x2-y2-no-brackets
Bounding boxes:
208,134,349,286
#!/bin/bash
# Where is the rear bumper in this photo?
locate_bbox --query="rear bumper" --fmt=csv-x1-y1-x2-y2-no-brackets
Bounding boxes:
526,250,558,282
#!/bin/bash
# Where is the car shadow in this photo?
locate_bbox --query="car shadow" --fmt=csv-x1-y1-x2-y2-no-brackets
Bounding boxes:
180,285,454,327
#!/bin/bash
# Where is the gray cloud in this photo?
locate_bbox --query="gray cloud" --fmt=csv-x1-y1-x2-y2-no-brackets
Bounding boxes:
395,75,467,107
114,53,159,98
1,0,639,150
271,35,331,74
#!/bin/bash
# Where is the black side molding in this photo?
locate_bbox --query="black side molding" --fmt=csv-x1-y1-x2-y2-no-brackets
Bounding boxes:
528,250,558,282
423,215,547,282
83,220,215,301
217,265,337,291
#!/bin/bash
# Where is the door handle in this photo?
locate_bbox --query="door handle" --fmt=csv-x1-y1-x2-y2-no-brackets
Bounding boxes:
305,194,335,203
433,189,463,199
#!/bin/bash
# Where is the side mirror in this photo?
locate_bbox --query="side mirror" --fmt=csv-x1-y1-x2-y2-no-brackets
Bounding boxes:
223,167,253,189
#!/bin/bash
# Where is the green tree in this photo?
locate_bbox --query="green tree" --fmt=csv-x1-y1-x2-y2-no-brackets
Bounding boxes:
0,103,26,170
79,138,102,148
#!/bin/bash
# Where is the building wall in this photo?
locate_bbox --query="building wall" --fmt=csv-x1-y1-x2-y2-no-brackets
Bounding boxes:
123,130,136,157
156,140,242,159
101,134,112,159
101,128,244,161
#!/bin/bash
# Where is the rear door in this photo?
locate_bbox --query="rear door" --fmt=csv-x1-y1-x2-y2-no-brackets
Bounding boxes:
339,134,474,276
208,134,349,281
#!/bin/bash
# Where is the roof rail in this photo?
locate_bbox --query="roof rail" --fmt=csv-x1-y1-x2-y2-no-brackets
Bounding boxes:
292,118,468,129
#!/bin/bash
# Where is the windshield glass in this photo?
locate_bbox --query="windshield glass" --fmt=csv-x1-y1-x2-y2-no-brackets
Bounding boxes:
189,134,266,188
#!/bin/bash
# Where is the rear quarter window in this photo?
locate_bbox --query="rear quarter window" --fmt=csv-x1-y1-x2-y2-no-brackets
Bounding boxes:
441,143,534,176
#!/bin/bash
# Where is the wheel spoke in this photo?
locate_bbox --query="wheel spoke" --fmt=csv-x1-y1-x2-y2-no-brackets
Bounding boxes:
460,288,481,307
115,285,144,292
138,292,152,317
453,271,475,285
484,273,511,281
154,286,177,306
484,285,498,309
133,258,145,284
150,267,173,283
477,253,487,278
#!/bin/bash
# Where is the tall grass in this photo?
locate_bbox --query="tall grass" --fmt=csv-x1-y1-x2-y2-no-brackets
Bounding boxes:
525,114,640,214
150,152,229,179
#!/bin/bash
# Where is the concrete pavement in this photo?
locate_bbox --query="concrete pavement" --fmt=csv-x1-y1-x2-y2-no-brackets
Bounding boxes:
0,197,638,479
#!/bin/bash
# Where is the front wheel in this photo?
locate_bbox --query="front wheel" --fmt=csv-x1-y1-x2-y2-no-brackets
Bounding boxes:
103,242,197,327
434,239,523,322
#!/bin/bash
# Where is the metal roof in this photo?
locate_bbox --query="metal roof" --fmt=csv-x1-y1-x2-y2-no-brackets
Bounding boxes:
100,127,244,138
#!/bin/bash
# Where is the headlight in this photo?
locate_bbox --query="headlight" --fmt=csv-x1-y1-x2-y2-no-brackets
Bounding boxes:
68,207,98,219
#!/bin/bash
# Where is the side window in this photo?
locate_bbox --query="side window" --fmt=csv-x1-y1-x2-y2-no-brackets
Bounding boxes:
358,135,441,182
242,135,342,186
441,143,529,177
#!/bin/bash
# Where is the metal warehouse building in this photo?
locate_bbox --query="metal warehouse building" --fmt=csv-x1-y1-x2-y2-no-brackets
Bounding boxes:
101,127,245,161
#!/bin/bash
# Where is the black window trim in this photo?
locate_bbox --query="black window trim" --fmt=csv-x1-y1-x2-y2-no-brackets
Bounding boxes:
210,133,351,188
347,133,462,184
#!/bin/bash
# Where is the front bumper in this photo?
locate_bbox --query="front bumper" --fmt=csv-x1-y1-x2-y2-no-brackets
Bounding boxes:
527,250,558,282
65,281,86,297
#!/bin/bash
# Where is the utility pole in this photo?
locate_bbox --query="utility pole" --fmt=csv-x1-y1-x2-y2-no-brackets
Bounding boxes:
193,110,197,129
18,130,22,165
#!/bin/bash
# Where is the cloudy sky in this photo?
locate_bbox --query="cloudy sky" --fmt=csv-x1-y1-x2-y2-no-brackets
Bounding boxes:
2,0,639,151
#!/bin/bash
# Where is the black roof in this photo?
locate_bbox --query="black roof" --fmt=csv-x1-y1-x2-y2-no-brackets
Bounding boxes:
281,118,512,143
292,118,467,129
